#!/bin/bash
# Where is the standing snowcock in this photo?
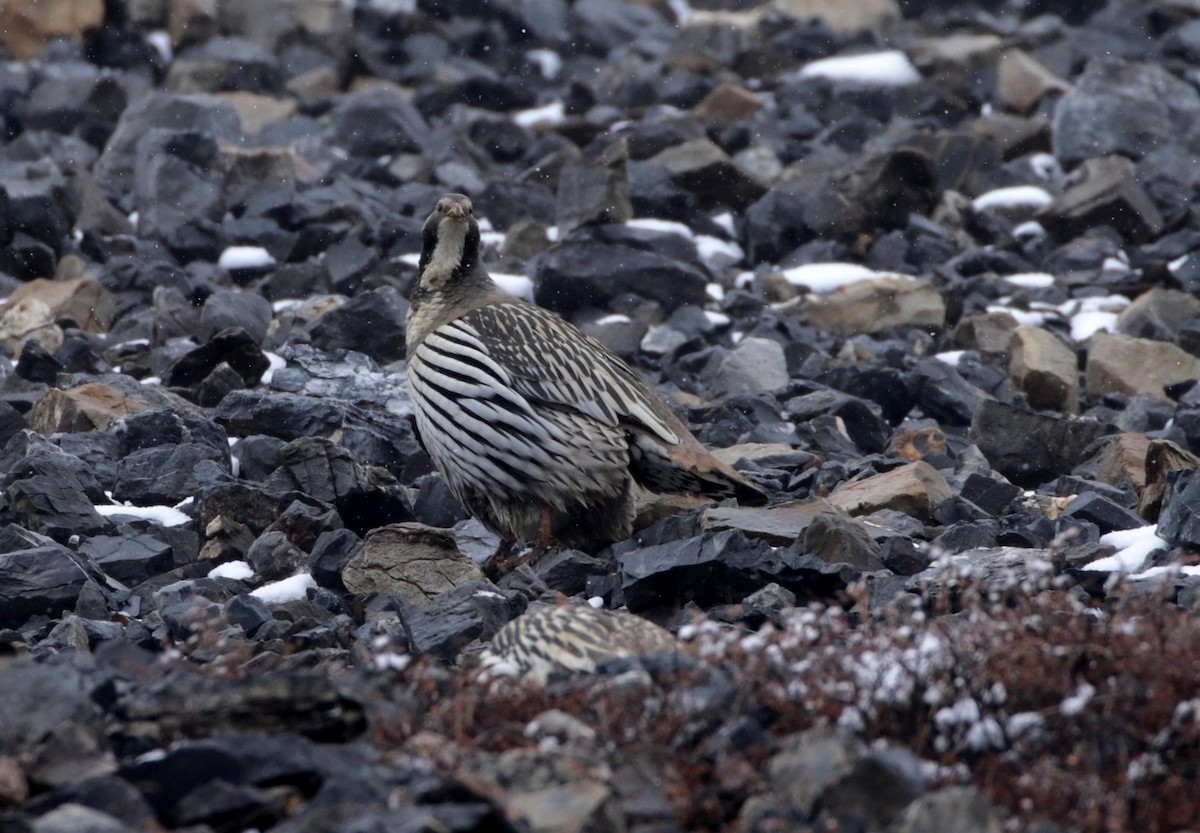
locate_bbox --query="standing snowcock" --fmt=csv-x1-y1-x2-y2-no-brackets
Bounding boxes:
405,193,769,575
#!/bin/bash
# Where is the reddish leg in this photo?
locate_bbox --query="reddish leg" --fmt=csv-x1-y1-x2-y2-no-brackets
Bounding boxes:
484,507,556,579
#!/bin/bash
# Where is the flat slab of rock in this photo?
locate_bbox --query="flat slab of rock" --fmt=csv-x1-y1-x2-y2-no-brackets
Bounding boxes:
1086,332,1200,401
342,523,485,605
802,277,945,335
703,500,841,545
1009,325,1078,413
29,383,153,433
828,461,952,522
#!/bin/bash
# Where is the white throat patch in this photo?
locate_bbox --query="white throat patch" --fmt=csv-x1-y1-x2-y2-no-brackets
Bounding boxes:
421,217,468,289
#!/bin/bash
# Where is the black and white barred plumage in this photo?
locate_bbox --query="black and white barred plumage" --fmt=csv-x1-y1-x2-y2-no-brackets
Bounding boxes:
405,194,768,567
480,605,678,685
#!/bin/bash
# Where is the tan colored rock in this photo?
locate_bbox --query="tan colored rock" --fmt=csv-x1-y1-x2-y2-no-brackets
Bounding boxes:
29,383,152,433
954,311,1021,351
997,49,1070,113
1115,287,1200,340
0,297,63,356
912,34,1002,69
169,0,217,50
774,0,898,33
694,82,765,125
1009,325,1078,413
6,269,116,334
1140,439,1200,520
802,277,945,335
889,425,949,462
0,756,29,807
829,461,953,521
0,0,105,59
1097,433,1151,493
342,523,485,605
216,92,298,137
1086,332,1200,402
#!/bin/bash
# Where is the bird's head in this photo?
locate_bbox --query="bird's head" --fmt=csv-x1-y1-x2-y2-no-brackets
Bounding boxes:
415,193,482,295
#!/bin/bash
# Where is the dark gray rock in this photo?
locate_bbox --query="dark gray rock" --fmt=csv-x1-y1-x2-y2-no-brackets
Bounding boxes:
306,287,408,363
132,128,226,259
0,546,91,627
743,188,814,264
1157,469,1200,550
908,358,989,427
398,580,524,662
618,529,860,612
801,513,886,571
650,138,767,210
1061,492,1145,534
245,530,308,582
165,328,271,389
309,528,362,591
214,390,348,440
535,225,710,316
1052,58,1200,168
79,534,173,585
3,446,110,540
166,37,282,94
1040,155,1164,244
0,158,77,248
554,140,632,235
264,437,411,535
332,87,429,157
227,594,272,636
200,290,274,345
969,401,1115,486
113,443,231,505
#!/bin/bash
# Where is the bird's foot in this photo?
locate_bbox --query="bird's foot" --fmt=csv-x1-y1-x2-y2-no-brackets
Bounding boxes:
483,509,556,580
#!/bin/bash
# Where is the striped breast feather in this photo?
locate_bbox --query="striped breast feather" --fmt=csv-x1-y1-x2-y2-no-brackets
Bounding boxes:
459,302,680,445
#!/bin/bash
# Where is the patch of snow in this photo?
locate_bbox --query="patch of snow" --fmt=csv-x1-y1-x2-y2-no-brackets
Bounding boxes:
146,31,172,62
271,299,305,313
139,376,161,385
1060,682,1095,716
260,351,286,386
399,252,422,267
627,217,693,239
1006,711,1044,738
987,305,1048,327
1101,256,1130,273
594,313,633,326
704,310,731,326
1071,311,1119,341
587,596,604,609
217,246,275,270
492,272,534,301
1002,272,1055,289
1169,254,1191,272
781,262,904,292
798,50,922,86
1084,524,1169,573
706,282,725,302
527,49,563,80
374,652,411,671
1012,220,1047,239
208,561,254,580
972,186,1053,212
696,235,744,267
513,100,565,128
712,212,736,237
1129,564,1200,581
1028,153,1061,180
250,572,317,603
933,350,965,365
735,271,755,289
94,502,191,527
480,230,506,251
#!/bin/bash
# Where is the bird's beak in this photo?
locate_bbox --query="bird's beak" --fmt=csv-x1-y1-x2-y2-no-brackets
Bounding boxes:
446,203,466,219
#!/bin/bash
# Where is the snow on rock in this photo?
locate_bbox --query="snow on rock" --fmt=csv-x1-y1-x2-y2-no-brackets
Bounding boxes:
513,100,565,128
972,186,1053,212
208,561,254,580
1083,524,1170,573
94,502,192,527
250,572,318,603
781,262,909,293
798,50,922,86
217,245,276,270
492,273,534,301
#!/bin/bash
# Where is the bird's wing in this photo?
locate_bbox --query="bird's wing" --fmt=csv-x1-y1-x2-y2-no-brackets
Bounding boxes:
456,302,681,445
